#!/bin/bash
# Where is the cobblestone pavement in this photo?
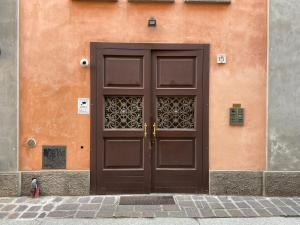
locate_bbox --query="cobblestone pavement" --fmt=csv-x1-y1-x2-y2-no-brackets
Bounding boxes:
0,195,299,220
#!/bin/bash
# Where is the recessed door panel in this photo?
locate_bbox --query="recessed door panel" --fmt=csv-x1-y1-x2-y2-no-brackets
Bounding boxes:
156,139,195,168
104,56,143,87
157,57,196,88
104,139,143,169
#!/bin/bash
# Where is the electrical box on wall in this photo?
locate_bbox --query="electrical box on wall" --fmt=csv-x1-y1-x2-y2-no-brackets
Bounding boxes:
230,104,244,126
78,98,90,115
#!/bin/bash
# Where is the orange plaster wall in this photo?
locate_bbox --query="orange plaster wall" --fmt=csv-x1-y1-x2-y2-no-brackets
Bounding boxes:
19,0,267,171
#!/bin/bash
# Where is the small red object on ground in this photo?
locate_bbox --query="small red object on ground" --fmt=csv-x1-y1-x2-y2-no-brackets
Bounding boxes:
34,186,40,198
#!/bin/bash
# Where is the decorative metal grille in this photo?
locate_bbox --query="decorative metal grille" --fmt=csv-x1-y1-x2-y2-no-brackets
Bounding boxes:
104,96,143,129
157,96,195,129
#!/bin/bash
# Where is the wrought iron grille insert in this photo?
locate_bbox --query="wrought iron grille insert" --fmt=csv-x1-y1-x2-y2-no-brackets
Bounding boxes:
157,96,195,129
104,96,143,129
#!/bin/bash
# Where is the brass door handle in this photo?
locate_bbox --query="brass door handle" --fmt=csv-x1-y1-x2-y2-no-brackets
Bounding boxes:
144,122,147,138
153,122,156,137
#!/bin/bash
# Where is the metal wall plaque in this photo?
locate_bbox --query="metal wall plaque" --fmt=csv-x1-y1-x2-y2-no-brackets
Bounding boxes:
42,146,66,169
230,104,244,126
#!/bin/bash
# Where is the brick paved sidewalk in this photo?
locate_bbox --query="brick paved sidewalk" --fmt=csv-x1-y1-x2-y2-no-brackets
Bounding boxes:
0,195,299,220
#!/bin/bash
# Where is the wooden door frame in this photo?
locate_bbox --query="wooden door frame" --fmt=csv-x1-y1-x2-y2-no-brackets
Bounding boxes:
90,43,209,194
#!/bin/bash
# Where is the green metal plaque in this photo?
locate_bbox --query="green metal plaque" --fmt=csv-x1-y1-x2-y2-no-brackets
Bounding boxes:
42,146,66,169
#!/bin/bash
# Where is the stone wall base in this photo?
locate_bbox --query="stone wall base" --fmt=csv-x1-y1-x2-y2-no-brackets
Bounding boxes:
209,171,300,197
0,172,20,197
21,171,90,196
264,171,300,197
209,171,263,196
1,170,299,197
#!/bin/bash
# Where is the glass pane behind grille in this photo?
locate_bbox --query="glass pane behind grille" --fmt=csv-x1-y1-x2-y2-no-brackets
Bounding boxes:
157,96,195,129
104,96,143,129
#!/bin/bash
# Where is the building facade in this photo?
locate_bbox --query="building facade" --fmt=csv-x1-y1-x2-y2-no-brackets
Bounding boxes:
0,0,299,196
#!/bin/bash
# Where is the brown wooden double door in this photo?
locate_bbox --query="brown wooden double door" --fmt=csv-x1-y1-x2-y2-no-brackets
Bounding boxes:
90,43,209,194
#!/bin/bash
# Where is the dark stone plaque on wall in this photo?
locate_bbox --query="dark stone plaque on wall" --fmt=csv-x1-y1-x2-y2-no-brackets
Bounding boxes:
42,146,66,169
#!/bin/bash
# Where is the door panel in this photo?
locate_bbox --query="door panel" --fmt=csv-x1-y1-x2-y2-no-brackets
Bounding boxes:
104,96,143,129
156,96,196,129
157,57,196,88
151,50,204,193
104,138,143,168
104,56,144,87
156,139,195,168
91,43,209,194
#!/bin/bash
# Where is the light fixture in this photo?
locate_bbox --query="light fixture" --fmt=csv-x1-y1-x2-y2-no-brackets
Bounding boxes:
148,17,156,27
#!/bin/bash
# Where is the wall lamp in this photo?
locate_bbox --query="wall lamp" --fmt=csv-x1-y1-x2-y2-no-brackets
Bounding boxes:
148,17,156,27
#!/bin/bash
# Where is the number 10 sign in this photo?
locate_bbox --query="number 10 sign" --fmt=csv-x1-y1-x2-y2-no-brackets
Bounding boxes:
217,54,227,64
